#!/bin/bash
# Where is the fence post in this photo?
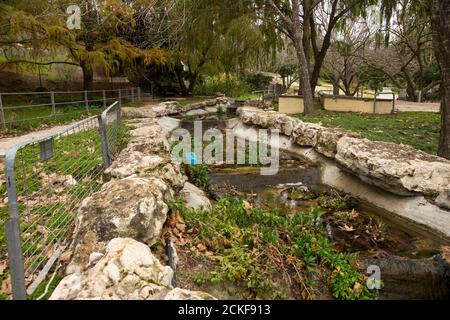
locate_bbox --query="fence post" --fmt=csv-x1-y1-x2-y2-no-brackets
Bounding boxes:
50,92,56,120
137,87,141,102
5,150,27,300
102,90,106,109
0,94,6,129
131,87,135,103
84,90,89,112
118,89,122,109
373,92,377,114
98,115,111,168
116,101,121,126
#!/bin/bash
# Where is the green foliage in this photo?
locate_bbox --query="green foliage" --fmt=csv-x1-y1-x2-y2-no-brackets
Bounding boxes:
317,196,347,211
194,74,251,97
244,73,273,91
183,164,211,191
279,64,297,78
28,273,63,300
357,66,388,92
173,198,377,300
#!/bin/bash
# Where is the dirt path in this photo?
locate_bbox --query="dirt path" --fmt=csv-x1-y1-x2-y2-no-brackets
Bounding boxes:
395,100,440,113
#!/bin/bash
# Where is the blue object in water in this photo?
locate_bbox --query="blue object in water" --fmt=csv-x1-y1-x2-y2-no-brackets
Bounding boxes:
187,152,198,165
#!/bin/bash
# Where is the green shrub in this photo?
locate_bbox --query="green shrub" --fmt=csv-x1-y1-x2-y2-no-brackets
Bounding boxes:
183,164,211,191
244,72,273,91
194,73,251,98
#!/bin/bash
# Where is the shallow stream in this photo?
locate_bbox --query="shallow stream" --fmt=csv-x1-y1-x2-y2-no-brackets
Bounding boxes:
176,112,449,300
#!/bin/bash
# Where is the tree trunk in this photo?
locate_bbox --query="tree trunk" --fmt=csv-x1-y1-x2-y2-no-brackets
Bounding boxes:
187,72,198,96
302,0,312,72
175,68,189,96
81,36,95,91
81,62,94,91
403,70,418,102
292,0,314,115
431,0,450,159
333,81,340,95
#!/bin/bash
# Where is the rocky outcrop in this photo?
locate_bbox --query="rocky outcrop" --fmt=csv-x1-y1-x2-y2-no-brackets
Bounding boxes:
123,97,233,119
121,107,156,118
237,107,360,157
291,121,323,147
57,95,243,299
67,176,172,274
67,116,186,275
125,120,170,154
436,190,450,211
157,117,181,134
315,128,361,158
181,182,212,210
51,238,215,300
152,101,184,116
185,109,209,116
336,137,450,196
105,151,186,190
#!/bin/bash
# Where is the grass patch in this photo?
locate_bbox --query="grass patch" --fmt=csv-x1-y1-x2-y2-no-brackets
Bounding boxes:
0,101,138,137
295,110,440,154
0,121,129,298
232,92,261,100
28,273,63,300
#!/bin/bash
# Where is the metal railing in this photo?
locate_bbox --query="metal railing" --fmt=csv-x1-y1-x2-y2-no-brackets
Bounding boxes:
0,87,140,129
2,101,124,300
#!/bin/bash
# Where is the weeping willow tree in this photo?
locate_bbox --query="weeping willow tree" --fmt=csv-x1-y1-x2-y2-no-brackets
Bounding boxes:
171,0,274,96
0,0,167,90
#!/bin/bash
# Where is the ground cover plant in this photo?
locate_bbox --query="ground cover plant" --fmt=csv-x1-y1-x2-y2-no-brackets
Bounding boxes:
168,195,378,300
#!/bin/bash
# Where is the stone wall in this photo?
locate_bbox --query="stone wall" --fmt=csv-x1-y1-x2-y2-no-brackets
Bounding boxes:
320,94,393,114
235,106,450,239
122,97,233,119
278,96,305,114
51,110,214,300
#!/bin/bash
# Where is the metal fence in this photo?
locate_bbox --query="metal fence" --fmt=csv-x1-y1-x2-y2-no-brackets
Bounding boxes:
2,101,123,300
0,87,140,129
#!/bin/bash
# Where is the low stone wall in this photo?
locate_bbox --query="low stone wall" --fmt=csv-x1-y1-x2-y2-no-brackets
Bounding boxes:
320,94,393,114
278,96,304,114
51,113,214,300
235,106,450,239
122,97,233,119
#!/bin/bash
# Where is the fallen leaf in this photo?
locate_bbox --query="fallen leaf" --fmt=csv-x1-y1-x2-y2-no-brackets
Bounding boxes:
196,243,207,252
59,251,72,262
339,224,355,232
353,282,361,291
0,260,7,274
175,223,186,232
